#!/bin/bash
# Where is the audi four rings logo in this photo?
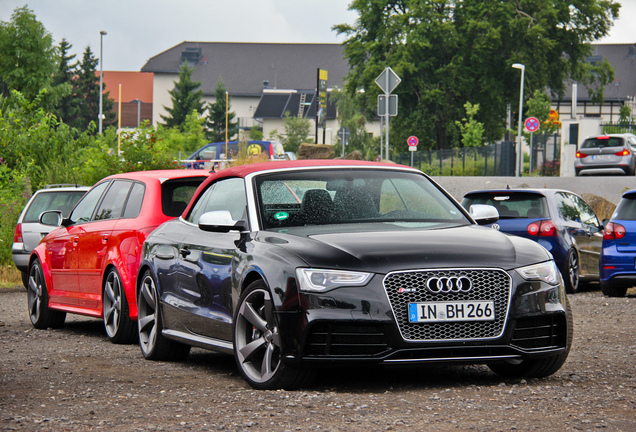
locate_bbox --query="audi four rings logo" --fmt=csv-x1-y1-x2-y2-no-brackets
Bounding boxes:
426,276,472,293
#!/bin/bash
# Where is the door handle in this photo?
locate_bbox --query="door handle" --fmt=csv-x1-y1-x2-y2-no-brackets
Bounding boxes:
73,237,79,245
102,235,109,244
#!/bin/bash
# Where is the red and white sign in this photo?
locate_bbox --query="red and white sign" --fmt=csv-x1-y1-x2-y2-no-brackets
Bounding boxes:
407,136,418,147
524,117,540,133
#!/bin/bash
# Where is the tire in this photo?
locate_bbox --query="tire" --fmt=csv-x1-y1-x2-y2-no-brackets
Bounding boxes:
488,300,573,378
103,268,137,344
600,280,628,297
137,270,190,361
233,280,314,390
562,249,580,294
21,270,28,289
27,259,66,329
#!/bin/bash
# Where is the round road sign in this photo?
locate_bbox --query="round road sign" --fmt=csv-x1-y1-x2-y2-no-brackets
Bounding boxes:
524,117,540,133
407,136,418,147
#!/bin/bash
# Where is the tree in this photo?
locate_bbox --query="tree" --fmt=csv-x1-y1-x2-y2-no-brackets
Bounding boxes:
51,38,79,126
333,88,377,159
455,102,484,148
73,46,115,132
0,6,63,108
203,80,238,142
334,0,620,152
269,113,312,153
161,63,204,129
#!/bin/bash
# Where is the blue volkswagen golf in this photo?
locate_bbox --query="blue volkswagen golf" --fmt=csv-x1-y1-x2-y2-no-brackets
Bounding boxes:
462,189,603,294
600,190,636,297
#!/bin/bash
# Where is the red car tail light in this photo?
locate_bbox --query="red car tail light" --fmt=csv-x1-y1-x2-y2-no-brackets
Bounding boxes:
527,220,557,237
604,222,626,240
13,223,23,243
615,148,630,157
576,151,588,158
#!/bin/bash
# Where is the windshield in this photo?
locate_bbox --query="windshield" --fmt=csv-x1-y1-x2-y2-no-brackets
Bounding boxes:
580,137,624,149
255,168,470,230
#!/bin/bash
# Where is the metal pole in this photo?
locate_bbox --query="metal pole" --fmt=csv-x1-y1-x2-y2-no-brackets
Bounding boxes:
99,31,107,134
512,63,525,177
385,72,390,160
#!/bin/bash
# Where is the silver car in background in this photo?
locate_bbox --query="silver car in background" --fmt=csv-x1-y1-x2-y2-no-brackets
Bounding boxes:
575,133,636,176
12,184,89,287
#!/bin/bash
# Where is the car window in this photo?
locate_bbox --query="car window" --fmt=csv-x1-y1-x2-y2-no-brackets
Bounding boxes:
197,144,217,160
614,195,636,220
23,190,86,222
187,178,247,223
556,192,584,223
69,181,110,224
569,194,600,228
94,180,133,221
580,137,624,149
462,193,548,219
257,169,469,229
161,177,206,217
122,182,145,219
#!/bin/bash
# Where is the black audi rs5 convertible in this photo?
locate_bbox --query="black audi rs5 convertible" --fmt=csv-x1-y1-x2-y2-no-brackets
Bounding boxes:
136,160,572,389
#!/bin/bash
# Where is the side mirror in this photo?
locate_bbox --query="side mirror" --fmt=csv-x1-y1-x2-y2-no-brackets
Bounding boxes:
39,210,63,227
469,204,499,226
199,210,248,233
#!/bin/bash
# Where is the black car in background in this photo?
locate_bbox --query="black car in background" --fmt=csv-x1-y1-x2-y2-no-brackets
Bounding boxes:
137,160,572,390
462,189,603,294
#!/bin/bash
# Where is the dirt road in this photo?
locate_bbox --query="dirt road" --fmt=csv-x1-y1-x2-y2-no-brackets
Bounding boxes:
1,286,634,431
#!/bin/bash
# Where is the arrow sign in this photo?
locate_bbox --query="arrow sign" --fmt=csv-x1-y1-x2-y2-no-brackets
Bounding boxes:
375,67,401,94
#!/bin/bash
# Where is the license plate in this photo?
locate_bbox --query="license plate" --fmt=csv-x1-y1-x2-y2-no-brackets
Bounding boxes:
408,301,495,323
591,155,610,160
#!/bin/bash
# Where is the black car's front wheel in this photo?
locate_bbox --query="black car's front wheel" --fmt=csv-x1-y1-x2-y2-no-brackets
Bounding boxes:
233,280,314,390
103,268,137,344
27,259,66,329
563,249,580,294
137,270,190,361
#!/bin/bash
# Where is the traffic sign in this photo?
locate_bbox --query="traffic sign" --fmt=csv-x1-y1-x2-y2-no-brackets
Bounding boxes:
375,67,401,94
338,126,350,144
378,94,398,116
524,117,540,133
407,136,418,147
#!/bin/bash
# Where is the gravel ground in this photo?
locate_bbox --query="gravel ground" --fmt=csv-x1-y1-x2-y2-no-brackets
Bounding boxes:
1,285,635,432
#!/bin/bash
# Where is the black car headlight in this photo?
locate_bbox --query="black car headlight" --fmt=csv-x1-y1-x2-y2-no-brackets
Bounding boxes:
516,261,561,285
296,268,373,292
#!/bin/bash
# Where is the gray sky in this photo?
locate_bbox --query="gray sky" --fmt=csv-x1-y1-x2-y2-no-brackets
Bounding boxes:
1,0,634,72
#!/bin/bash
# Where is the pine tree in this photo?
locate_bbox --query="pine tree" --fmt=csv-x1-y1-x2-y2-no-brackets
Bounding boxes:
74,46,114,132
161,62,204,130
203,80,238,142
51,38,79,126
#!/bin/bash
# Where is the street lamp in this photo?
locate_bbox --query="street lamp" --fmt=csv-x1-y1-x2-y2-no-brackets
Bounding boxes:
512,63,525,177
99,30,107,135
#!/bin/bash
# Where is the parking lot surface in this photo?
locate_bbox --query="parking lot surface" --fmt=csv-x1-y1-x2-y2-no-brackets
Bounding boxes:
1,286,634,431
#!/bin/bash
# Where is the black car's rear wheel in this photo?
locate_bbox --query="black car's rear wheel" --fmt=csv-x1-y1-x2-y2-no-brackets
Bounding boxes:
233,280,314,390
103,268,137,344
27,259,66,329
489,300,573,378
137,270,190,361
563,249,580,294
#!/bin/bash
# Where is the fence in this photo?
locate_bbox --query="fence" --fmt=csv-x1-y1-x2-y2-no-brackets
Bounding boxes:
393,142,516,176
393,135,561,177
601,121,636,134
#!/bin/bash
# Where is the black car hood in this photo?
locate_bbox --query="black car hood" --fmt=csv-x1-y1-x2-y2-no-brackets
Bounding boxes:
259,224,551,274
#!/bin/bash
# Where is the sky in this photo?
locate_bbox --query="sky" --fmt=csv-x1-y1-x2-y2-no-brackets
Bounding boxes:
1,0,634,72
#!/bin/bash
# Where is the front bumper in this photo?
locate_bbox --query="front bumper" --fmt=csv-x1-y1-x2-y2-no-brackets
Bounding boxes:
278,269,569,366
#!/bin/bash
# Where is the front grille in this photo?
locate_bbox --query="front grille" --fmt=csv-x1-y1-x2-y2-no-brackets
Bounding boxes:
512,315,567,349
304,323,390,357
383,269,511,342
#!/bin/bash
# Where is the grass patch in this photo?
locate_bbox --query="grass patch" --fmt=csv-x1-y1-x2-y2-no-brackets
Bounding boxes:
0,264,22,288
